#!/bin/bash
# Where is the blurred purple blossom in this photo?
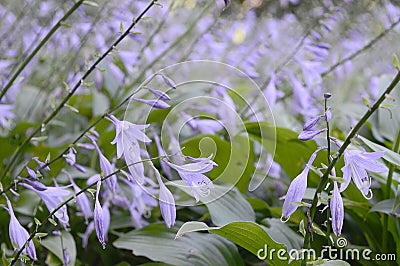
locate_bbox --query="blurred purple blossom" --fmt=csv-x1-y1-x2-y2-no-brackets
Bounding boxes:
4,195,37,261
94,181,106,248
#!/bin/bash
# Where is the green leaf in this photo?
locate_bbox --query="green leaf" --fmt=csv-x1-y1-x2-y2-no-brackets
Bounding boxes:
41,231,77,266
358,135,400,167
176,221,300,266
369,199,400,217
113,223,243,266
170,182,255,226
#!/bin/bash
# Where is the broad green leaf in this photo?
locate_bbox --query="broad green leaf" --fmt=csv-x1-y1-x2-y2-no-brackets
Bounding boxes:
181,134,255,193
369,199,400,217
169,182,255,226
176,221,300,266
261,218,303,250
41,231,77,266
245,122,327,185
113,223,243,266
358,135,400,167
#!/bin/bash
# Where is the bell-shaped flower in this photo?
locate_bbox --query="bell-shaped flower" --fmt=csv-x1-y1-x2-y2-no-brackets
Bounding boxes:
4,196,37,261
165,156,217,202
108,114,151,159
133,98,170,109
281,147,324,221
20,180,70,226
94,181,106,248
64,147,86,173
330,181,344,236
64,170,92,223
298,128,327,141
153,134,172,179
340,150,387,198
152,165,176,228
91,140,117,193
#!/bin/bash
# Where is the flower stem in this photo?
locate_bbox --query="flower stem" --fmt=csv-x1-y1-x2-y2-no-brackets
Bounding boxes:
382,128,400,252
0,0,84,101
302,70,400,252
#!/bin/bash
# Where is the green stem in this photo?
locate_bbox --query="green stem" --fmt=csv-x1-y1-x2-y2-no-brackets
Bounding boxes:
382,128,400,251
0,0,84,101
302,70,400,252
0,0,157,182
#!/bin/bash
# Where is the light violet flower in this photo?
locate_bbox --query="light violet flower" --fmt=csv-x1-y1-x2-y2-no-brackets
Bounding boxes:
26,166,36,179
91,140,117,193
152,165,176,228
33,157,50,171
94,181,106,248
153,134,172,179
20,180,70,226
148,88,171,101
4,196,37,261
165,156,217,202
161,74,176,89
108,114,151,159
133,98,170,109
64,171,92,223
340,150,387,198
64,147,86,173
298,128,327,141
281,147,324,221
330,181,344,236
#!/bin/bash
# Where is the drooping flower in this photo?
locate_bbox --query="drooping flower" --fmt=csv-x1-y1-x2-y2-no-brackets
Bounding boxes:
4,195,37,261
33,157,50,171
165,156,217,202
133,98,170,109
64,170,92,223
148,88,171,101
64,147,86,173
108,114,151,184
281,147,325,221
340,150,387,198
90,140,117,193
20,180,70,226
298,128,327,141
153,133,172,179
330,181,344,236
94,181,106,248
108,114,151,159
151,165,176,228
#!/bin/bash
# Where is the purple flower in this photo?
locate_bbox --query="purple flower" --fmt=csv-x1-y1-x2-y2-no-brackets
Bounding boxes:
26,166,36,179
151,165,176,228
108,114,151,159
263,72,284,108
20,180,70,226
303,116,322,131
330,181,344,236
298,128,327,141
94,181,106,248
0,104,14,128
325,107,331,122
281,147,323,221
340,150,387,198
165,156,217,202
161,74,176,89
64,147,86,173
33,157,50,171
4,196,37,261
133,98,170,109
148,88,171,101
91,140,117,193
153,134,172,179
64,171,92,223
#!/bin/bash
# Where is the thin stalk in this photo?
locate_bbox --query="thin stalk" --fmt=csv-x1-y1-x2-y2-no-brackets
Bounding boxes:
302,71,400,252
0,0,85,101
382,128,400,251
0,0,157,182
